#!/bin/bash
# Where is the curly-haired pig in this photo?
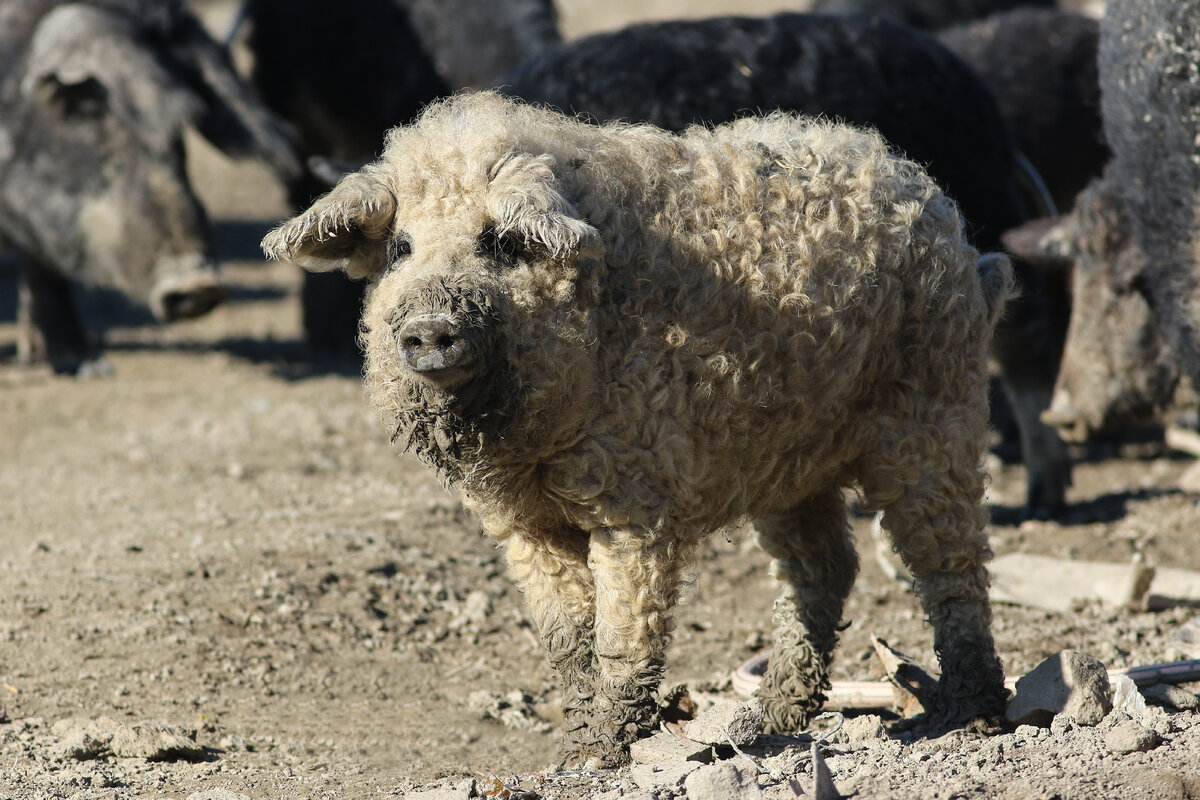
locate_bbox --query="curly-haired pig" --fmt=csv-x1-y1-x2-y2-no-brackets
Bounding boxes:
263,92,1011,767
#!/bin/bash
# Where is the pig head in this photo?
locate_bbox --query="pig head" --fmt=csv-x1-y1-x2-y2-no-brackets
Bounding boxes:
0,0,296,372
1006,173,1180,442
262,152,604,488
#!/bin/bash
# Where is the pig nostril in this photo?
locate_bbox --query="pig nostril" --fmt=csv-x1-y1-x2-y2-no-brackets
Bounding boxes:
160,285,227,322
397,313,476,377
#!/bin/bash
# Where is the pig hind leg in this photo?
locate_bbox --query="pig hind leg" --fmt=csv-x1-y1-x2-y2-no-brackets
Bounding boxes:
753,490,858,734
861,403,1007,728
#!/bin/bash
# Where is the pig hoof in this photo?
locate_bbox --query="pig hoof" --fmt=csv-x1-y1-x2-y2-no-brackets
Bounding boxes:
75,357,115,380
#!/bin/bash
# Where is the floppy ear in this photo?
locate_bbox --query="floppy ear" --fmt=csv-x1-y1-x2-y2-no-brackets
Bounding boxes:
486,153,602,261
261,172,396,280
1001,214,1077,271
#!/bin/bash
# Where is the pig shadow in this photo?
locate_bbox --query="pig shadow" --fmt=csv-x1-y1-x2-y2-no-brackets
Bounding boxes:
990,485,1188,528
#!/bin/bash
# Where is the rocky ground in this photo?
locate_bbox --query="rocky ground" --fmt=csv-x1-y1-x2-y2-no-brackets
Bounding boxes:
3,1,1199,798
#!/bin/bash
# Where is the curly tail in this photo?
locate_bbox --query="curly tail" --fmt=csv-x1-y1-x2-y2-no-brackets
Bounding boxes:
977,252,1017,330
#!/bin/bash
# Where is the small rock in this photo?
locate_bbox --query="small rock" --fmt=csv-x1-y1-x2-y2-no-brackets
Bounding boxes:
1050,714,1076,735
840,714,886,743
111,721,204,760
1142,683,1200,711
629,732,712,765
744,630,768,651
683,699,763,747
403,789,471,800
1104,721,1161,754
454,591,492,627
1013,724,1041,742
683,761,762,800
464,690,551,733
1174,616,1200,657
629,760,701,790
1006,650,1112,727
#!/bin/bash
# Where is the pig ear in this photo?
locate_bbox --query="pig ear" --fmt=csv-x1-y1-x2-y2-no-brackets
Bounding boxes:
1001,215,1077,270
486,153,602,261
261,172,396,280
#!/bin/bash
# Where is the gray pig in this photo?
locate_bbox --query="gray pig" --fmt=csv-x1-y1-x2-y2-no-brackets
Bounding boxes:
1005,177,1179,441
1005,0,1198,442
0,0,296,374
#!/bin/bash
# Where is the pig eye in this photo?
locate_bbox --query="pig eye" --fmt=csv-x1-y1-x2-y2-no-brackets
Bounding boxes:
389,235,413,266
477,225,525,267
50,77,109,121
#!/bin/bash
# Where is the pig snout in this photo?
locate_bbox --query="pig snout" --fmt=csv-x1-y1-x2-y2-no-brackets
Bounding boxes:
1041,388,1091,443
397,313,477,380
149,258,228,323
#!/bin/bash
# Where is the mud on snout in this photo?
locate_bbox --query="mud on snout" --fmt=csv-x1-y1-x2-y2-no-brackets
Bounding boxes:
373,277,510,411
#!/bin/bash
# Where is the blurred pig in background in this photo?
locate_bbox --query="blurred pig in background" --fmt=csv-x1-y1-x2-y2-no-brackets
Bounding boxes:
0,0,296,375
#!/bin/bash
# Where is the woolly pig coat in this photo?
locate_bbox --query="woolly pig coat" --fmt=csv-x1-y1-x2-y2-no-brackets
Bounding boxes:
264,92,1010,758
366,95,994,534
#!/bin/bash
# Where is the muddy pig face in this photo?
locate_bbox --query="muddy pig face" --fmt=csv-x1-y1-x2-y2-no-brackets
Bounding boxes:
0,2,297,321
1008,177,1179,441
262,152,603,479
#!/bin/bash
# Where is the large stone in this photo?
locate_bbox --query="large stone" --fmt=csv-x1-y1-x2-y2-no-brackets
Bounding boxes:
1143,683,1200,711
1006,650,1112,727
683,761,762,800
683,699,764,747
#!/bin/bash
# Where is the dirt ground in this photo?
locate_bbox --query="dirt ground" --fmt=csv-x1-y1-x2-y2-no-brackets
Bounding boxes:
2,2,1199,798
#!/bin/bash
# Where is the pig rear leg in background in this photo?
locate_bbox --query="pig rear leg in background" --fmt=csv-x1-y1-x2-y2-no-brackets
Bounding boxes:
992,269,1072,520
753,490,859,734
17,259,108,377
499,526,598,765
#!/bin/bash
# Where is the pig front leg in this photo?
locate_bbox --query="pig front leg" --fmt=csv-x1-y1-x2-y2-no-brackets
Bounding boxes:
17,259,107,376
583,526,693,767
500,527,598,765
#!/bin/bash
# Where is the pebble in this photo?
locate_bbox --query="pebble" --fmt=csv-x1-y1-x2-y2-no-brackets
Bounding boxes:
840,714,887,743
683,699,763,747
1104,721,1162,754
629,760,701,790
683,761,762,800
185,791,252,800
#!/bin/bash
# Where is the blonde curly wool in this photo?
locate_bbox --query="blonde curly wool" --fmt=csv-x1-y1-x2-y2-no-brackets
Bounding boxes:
263,91,1013,766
